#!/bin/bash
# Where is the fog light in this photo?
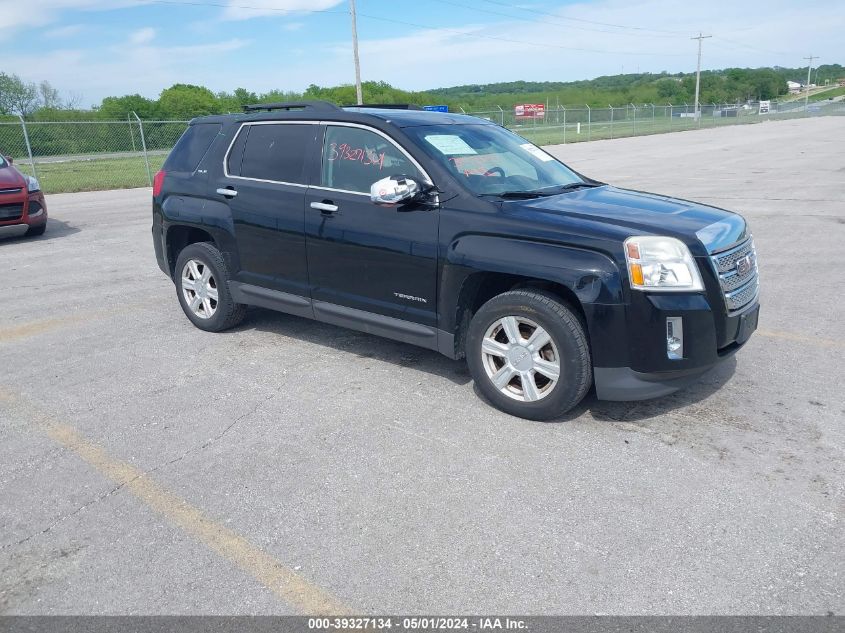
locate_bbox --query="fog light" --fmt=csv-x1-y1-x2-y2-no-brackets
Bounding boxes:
666,317,683,360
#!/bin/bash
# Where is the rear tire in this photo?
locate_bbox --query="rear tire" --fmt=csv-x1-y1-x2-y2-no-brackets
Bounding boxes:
175,242,247,332
466,290,592,421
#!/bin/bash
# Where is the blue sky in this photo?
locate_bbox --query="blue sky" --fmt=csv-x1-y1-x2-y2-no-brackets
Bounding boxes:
0,0,841,107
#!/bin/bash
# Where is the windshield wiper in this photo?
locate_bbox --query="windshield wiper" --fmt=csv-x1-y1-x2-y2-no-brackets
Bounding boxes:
478,190,555,199
479,181,603,200
545,181,603,192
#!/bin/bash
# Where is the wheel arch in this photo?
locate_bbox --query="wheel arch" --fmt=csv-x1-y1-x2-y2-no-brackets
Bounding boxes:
441,236,624,359
166,224,218,277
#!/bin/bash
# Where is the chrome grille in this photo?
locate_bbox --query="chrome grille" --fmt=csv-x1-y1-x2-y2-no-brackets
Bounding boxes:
0,203,24,221
710,237,759,312
725,277,759,311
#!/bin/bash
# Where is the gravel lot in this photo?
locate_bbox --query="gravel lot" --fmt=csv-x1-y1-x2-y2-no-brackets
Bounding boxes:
1,116,843,615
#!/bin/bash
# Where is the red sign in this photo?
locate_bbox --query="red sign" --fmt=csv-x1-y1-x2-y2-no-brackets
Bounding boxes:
514,104,545,119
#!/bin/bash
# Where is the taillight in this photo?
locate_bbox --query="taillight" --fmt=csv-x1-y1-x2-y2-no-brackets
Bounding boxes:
153,170,166,197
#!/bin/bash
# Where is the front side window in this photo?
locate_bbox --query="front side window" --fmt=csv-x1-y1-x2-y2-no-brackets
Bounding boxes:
404,124,584,196
321,125,423,194
236,123,315,183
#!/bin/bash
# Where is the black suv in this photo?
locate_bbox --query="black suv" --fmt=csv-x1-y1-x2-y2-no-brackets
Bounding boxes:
152,101,759,420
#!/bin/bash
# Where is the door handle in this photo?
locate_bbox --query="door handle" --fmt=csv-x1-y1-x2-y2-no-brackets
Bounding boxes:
216,187,237,198
310,201,339,214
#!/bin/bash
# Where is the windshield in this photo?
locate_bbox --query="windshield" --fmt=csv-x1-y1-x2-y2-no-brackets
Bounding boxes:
404,124,585,196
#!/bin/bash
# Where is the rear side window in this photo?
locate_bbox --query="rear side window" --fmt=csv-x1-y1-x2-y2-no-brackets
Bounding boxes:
164,123,221,172
235,123,314,184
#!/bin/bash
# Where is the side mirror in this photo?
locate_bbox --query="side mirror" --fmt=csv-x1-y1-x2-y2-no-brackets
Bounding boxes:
370,175,424,207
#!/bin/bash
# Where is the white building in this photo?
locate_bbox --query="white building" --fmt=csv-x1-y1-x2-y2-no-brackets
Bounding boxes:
787,80,803,94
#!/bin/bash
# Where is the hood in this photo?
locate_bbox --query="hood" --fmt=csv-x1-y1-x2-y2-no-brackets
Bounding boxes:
519,185,747,255
0,164,26,189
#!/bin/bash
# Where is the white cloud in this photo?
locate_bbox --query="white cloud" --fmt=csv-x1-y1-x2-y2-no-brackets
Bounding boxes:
222,0,344,21
0,1,146,39
3,38,250,106
130,26,155,44
282,21,305,31
44,23,85,38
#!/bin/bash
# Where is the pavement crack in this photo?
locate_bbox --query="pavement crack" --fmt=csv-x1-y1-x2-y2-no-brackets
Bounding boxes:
144,387,283,475
0,477,136,551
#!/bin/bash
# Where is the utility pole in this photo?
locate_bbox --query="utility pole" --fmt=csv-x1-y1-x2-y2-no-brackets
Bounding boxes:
804,55,819,111
349,0,363,105
691,32,712,121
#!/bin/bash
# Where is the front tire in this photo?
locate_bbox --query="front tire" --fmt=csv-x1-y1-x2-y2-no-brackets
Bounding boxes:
25,224,46,237
466,290,592,420
174,242,247,332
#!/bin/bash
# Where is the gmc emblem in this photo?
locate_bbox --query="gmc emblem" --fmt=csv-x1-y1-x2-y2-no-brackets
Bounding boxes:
736,254,753,276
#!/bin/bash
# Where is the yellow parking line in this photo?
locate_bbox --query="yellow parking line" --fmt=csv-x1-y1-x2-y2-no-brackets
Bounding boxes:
1,390,352,615
0,302,151,344
0,317,78,343
756,328,844,348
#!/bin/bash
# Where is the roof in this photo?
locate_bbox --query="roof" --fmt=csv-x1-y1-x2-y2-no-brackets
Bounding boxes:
192,104,491,129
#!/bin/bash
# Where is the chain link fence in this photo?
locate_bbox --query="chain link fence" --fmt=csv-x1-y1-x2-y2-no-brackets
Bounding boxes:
2,98,843,194
0,118,188,194
466,98,845,146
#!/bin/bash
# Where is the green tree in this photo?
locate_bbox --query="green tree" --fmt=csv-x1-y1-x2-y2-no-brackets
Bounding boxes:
157,84,219,119
98,94,159,119
0,73,39,117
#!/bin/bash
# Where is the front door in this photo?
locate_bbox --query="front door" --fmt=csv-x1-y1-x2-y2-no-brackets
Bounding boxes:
305,123,438,327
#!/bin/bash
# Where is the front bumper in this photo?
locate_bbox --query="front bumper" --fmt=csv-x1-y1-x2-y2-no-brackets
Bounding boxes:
0,190,47,230
590,291,759,402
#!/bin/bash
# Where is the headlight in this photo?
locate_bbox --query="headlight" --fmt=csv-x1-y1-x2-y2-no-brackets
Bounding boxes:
25,175,40,193
624,236,704,292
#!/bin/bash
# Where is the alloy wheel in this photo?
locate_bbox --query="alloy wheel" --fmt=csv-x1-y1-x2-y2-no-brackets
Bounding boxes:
181,259,218,319
480,316,561,402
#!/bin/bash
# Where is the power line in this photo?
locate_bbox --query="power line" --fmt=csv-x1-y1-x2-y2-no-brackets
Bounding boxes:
355,12,690,57
712,36,791,58
149,0,696,59
151,0,345,14
426,0,684,39
476,0,689,35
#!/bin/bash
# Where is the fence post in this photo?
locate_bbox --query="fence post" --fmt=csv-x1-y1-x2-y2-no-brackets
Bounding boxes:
459,106,466,114
651,103,655,128
586,104,591,141
497,105,504,126
609,105,614,139
668,103,673,130
17,115,38,179
133,111,153,187
128,113,137,152
562,107,566,144
631,103,636,134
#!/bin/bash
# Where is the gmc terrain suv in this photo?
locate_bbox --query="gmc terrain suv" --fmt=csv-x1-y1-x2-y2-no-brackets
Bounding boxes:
152,101,759,420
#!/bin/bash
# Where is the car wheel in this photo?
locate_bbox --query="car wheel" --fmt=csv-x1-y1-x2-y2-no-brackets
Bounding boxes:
25,224,46,237
174,242,247,332
466,290,592,421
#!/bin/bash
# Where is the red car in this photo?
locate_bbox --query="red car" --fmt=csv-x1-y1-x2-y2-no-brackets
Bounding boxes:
0,155,47,237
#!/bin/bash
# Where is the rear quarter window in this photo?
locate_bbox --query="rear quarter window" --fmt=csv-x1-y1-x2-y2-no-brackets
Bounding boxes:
164,123,222,172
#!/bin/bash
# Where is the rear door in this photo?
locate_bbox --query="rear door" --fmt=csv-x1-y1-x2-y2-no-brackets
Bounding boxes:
304,123,438,328
219,121,318,296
